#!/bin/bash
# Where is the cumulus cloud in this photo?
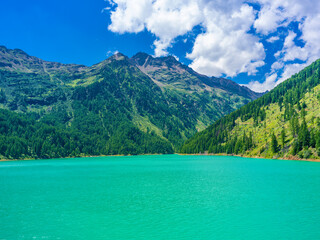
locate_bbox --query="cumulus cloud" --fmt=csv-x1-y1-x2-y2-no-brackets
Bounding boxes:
187,4,266,77
108,0,152,33
107,0,320,92
108,0,203,56
266,36,280,43
107,0,266,77
253,3,286,35
245,73,278,92
244,0,320,92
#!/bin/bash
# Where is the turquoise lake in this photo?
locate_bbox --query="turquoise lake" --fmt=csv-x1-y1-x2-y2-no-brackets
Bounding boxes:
1,155,320,239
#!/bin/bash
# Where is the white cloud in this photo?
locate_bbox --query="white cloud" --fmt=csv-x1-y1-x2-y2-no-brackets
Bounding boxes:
266,36,280,43
107,0,265,77
187,4,266,77
275,31,309,62
107,0,320,91
247,62,308,93
299,12,320,63
108,0,203,57
245,0,320,92
271,61,283,71
253,3,286,35
106,50,120,57
245,73,278,92
172,55,180,61
278,62,309,83
108,0,152,33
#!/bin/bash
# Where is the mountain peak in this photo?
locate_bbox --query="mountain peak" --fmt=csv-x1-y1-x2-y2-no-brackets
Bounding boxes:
131,53,179,65
131,52,181,69
0,46,29,56
132,52,152,59
109,52,127,61
131,52,153,66
161,55,178,62
0,46,28,56
12,48,28,56
91,52,134,70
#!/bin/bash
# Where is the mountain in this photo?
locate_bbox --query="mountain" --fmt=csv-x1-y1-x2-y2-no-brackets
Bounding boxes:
181,59,320,160
131,52,261,100
0,46,261,159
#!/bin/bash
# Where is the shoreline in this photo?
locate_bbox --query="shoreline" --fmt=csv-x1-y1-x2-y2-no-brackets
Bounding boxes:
0,153,170,162
1,153,320,163
178,153,320,163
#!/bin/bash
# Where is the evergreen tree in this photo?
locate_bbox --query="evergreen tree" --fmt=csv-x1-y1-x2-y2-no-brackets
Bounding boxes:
271,133,279,153
281,128,286,148
298,119,310,147
0,89,6,103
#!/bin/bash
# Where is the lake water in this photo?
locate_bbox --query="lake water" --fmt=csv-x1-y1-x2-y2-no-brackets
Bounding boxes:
1,155,320,239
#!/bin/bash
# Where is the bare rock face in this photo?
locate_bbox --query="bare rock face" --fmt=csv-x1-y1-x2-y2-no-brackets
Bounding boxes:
131,52,263,100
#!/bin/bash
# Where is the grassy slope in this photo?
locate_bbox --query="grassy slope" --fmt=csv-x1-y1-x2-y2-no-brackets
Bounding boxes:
181,59,320,160
230,84,320,159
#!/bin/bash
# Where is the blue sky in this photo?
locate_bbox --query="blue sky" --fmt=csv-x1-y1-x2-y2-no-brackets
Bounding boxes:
0,0,154,64
1,0,319,92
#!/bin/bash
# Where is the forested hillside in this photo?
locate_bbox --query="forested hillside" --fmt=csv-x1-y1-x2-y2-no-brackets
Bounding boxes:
0,46,261,159
181,59,320,160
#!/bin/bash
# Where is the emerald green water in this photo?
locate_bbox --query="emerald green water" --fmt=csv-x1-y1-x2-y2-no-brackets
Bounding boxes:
1,155,320,239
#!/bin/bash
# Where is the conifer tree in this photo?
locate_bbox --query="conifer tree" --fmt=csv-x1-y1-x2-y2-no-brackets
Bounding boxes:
271,133,279,153
281,128,286,148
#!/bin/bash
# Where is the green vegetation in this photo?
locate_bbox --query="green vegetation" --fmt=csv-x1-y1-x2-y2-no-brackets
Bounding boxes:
0,46,259,159
181,59,320,160
0,109,173,159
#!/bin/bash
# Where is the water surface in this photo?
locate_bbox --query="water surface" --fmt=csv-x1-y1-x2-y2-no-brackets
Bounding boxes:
1,155,320,239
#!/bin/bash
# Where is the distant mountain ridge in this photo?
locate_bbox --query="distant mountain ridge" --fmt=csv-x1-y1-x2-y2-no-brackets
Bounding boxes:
131,52,262,100
0,46,261,99
0,45,85,74
0,45,262,159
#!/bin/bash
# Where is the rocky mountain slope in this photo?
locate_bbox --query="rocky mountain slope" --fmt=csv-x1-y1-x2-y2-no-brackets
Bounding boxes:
0,46,261,159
